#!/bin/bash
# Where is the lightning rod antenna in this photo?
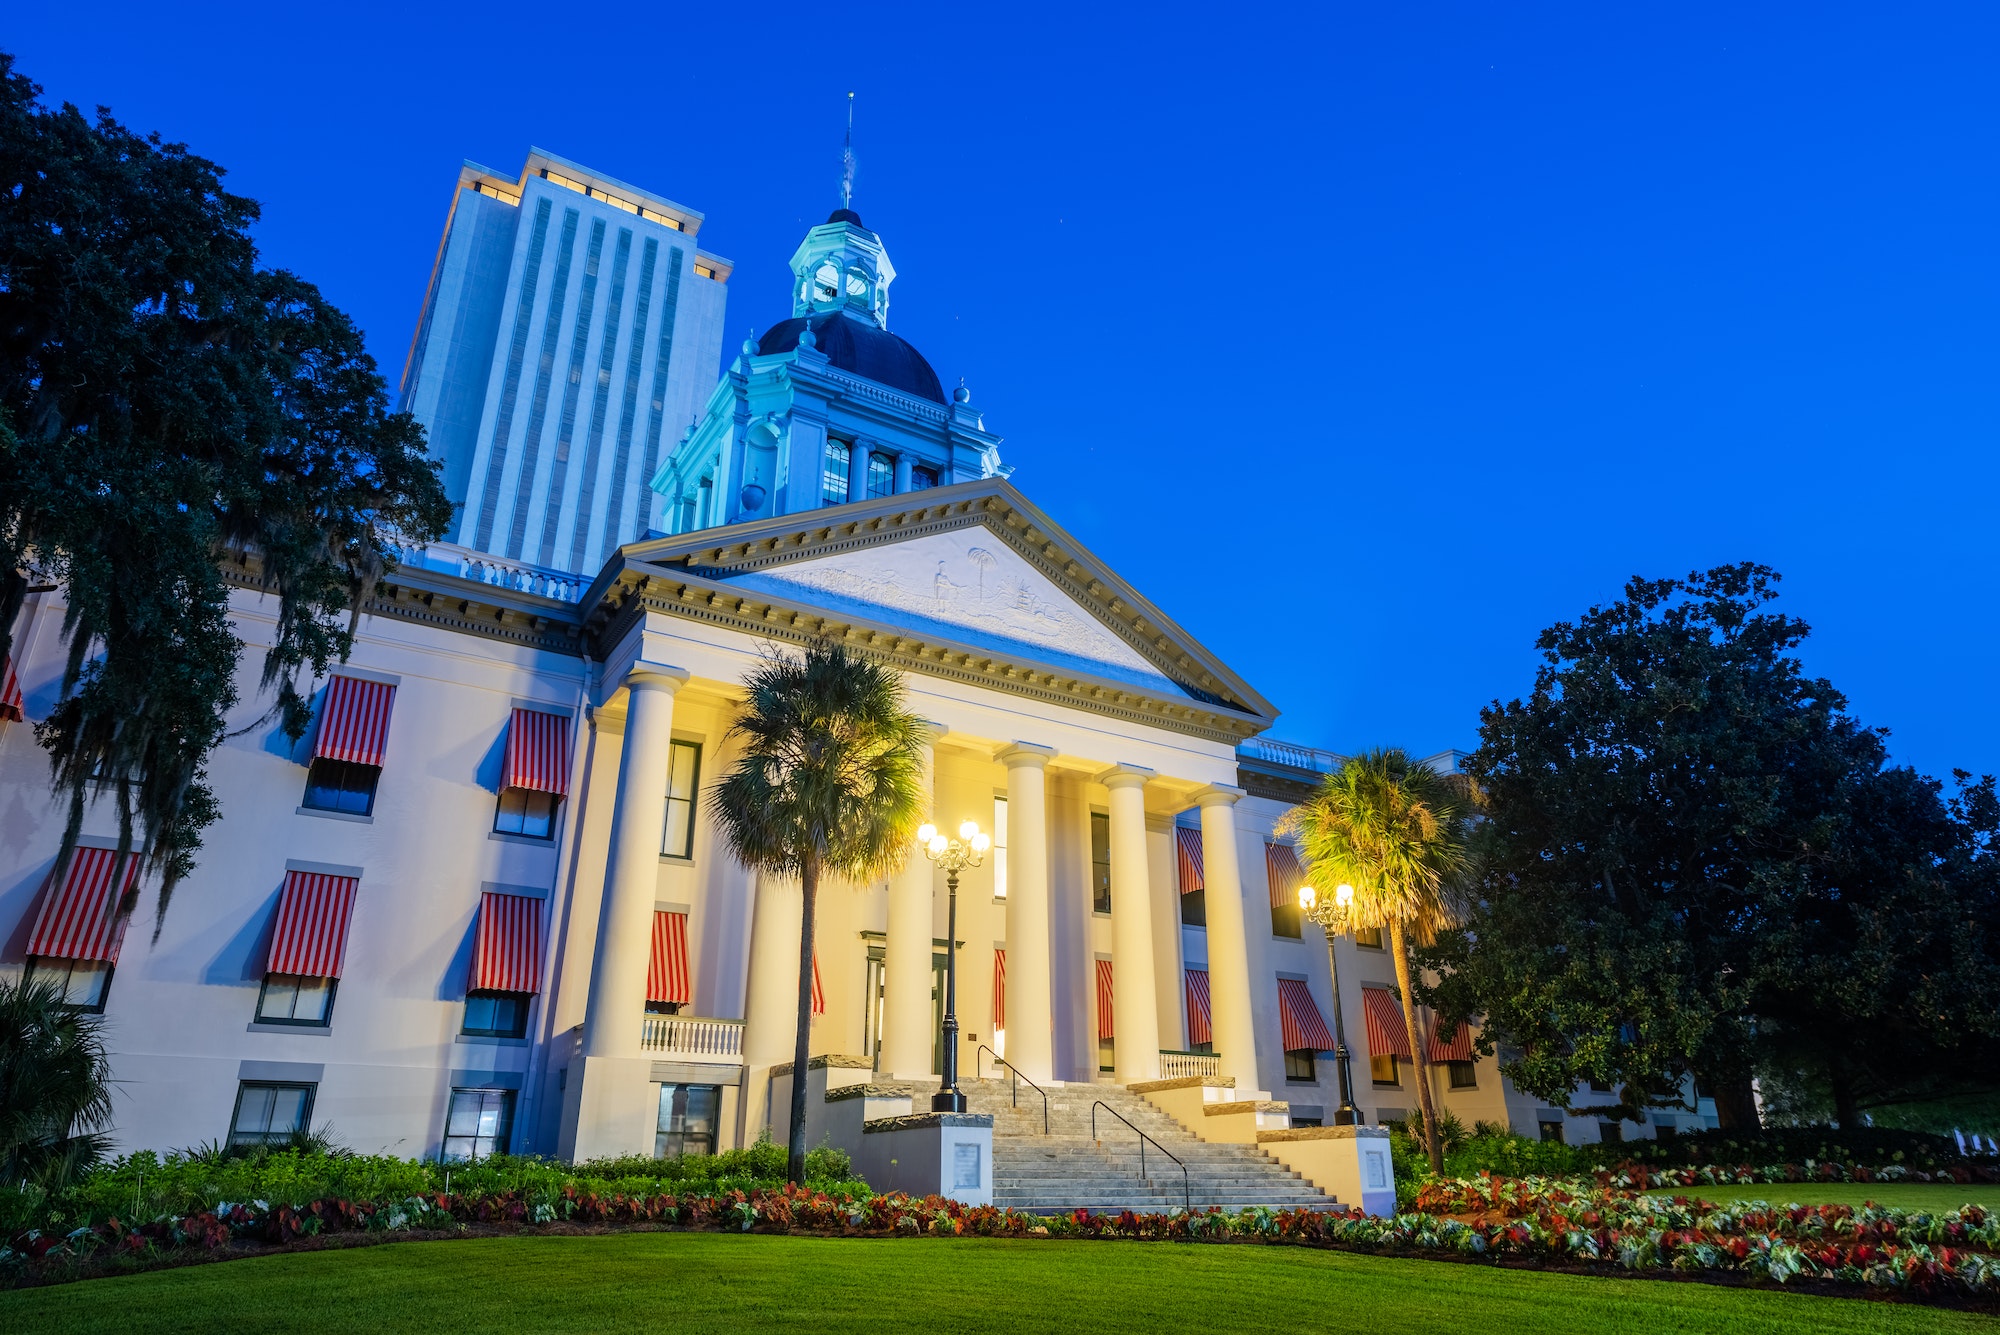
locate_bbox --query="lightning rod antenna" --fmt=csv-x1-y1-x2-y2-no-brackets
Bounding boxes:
841,91,856,212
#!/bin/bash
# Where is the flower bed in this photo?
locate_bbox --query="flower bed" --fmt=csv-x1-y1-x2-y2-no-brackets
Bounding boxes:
9,1174,2000,1303
1595,1159,2000,1191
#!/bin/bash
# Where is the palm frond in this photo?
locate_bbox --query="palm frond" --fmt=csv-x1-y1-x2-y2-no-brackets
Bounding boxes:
709,639,929,885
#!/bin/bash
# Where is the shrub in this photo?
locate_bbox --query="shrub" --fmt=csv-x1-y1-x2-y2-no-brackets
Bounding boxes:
1585,1124,1972,1172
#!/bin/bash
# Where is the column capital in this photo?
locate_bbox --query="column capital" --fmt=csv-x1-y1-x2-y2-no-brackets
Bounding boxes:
995,741,1056,769
1097,763,1155,791
627,662,691,693
919,720,951,745
1192,783,1245,809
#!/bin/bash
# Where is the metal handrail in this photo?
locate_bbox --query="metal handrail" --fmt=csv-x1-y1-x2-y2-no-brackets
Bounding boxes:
1091,1100,1190,1215
974,1044,1049,1135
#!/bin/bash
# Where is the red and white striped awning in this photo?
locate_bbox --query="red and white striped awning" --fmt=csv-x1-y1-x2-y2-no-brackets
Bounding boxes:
1429,1017,1474,1062
504,708,570,796
1175,827,1204,895
648,910,691,1005
1277,978,1337,1053
471,891,544,994
26,847,140,964
1362,985,1412,1059
314,676,397,767
266,870,358,978
1095,959,1114,1040
812,951,826,1016
1184,968,1213,1048
1,657,22,722
1264,842,1304,908
992,948,1006,1031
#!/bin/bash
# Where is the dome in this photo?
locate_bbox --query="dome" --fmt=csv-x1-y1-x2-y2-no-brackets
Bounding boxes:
826,207,866,227
758,309,946,404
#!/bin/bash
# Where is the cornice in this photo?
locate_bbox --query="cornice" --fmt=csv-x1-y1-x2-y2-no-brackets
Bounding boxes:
595,480,1278,722
222,555,586,658
588,567,1266,746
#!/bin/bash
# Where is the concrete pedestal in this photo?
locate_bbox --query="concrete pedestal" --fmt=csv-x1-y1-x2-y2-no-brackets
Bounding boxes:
1256,1125,1397,1216
855,1113,995,1206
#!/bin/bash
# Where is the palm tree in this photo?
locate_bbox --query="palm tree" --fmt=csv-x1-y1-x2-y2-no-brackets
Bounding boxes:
711,640,928,1184
0,974,115,1189
1281,748,1479,1177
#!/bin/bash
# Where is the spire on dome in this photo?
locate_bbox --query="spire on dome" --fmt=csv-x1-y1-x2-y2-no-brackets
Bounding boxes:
840,91,856,213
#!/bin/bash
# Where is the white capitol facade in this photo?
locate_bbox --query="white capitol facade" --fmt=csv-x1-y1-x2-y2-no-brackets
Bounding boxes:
0,152,1709,1199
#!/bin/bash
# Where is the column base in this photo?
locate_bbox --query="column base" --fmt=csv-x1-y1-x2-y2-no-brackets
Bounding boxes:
560,1054,657,1163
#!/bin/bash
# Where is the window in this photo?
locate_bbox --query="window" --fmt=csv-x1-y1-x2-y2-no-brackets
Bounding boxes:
462,990,531,1039
866,452,894,499
813,262,839,303
1090,812,1111,914
1446,1060,1477,1090
821,439,850,504
229,1081,315,1148
1370,1054,1401,1087
656,1082,721,1158
444,1088,514,1161
1353,926,1384,949
909,465,939,490
257,973,337,1026
661,740,701,859
1181,884,1207,926
1292,1117,1324,1129
1097,1036,1115,1073
1655,1122,1678,1142
494,787,558,840
1270,899,1302,938
992,796,1008,900
1538,1120,1565,1144
1588,1078,1613,1094
1598,1121,1623,1145
1284,1050,1317,1082
25,957,113,1012
302,758,379,815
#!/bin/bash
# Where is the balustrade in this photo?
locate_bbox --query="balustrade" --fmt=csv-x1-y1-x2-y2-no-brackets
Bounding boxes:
640,1014,745,1060
1158,1050,1222,1080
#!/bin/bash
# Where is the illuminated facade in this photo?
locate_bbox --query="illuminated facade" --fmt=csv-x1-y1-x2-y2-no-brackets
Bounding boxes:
399,150,730,573
0,197,1712,1203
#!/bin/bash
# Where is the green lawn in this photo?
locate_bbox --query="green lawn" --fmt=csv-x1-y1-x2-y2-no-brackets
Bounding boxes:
1642,1182,1995,1213
4,1233,1989,1335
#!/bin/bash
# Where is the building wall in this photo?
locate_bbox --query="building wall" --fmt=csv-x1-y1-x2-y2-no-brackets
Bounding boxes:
0,586,589,1157
402,164,729,574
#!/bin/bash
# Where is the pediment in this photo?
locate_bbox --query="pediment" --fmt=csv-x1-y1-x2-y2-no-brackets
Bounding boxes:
719,528,1188,698
599,479,1278,723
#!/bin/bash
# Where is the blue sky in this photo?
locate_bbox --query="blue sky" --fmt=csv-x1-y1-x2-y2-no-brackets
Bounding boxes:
11,3,1997,780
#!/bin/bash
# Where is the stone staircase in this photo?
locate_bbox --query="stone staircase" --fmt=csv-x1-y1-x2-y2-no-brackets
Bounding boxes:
943,1077,1342,1214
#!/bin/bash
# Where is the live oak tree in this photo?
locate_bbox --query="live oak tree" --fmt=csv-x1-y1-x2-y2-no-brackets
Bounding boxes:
1422,563,2000,1131
709,641,928,1184
0,54,450,926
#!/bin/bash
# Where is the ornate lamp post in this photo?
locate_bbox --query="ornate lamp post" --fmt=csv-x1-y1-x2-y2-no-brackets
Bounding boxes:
1298,882,1363,1126
917,818,988,1113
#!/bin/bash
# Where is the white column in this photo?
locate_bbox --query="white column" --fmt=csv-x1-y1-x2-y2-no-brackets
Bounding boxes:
569,663,687,1160
883,725,944,1079
740,870,805,1141
997,743,1056,1083
847,439,870,502
1195,784,1260,1092
582,667,687,1056
1102,765,1161,1084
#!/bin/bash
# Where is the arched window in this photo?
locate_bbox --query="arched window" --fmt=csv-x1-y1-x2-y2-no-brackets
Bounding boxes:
813,262,839,303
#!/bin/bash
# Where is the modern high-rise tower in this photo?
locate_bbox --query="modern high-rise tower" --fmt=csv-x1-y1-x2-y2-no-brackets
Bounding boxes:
399,149,730,573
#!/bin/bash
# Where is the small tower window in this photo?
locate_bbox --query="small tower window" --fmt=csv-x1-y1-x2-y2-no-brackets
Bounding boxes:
845,268,869,299
821,439,851,505
866,452,894,499
909,464,940,491
813,262,839,303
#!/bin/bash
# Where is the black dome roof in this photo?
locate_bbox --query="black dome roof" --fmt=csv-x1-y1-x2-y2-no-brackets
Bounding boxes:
758,309,946,404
